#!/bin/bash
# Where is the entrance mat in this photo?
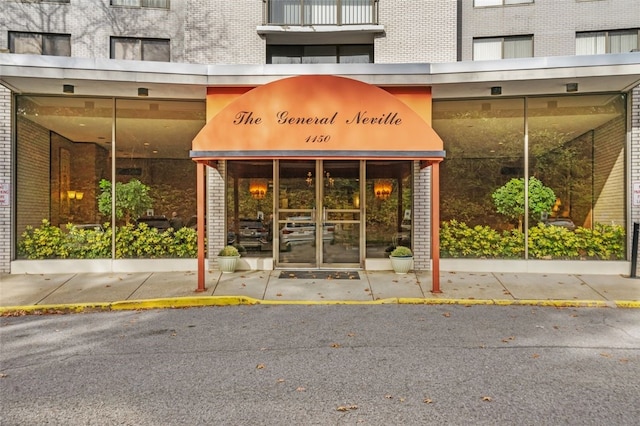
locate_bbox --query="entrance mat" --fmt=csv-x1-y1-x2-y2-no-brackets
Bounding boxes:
278,270,360,280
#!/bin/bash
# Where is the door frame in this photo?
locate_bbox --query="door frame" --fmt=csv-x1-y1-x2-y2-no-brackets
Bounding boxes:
274,159,363,269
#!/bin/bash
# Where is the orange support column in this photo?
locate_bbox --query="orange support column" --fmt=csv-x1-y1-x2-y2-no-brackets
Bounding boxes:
196,161,206,292
431,161,441,293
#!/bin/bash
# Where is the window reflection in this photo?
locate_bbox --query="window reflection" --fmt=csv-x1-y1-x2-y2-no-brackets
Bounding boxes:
16,95,205,259
365,161,412,258
226,161,274,258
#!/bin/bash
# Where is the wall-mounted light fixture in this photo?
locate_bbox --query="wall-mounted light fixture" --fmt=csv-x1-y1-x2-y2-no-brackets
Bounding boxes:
490,86,502,96
138,87,149,97
67,190,84,201
63,84,74,94
374,180,392,200
249,179,267,199
566,83,578,92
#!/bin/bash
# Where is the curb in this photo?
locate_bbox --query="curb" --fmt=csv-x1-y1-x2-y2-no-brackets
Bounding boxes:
1,297,639,315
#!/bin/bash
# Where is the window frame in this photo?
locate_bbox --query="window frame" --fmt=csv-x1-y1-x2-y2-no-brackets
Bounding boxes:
9,31,71,56
474,0,534,7
110,0,170,9
110,37,171,62
576,29,640,55
472,35,534,60
266,44,374,64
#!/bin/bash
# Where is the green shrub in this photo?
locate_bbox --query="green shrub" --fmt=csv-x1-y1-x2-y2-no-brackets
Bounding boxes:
440,220,625,260
18,219,68,259
18,221,199,259
390,246,413,257
218,245,240,257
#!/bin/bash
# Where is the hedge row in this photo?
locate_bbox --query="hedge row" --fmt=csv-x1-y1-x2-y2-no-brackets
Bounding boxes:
440,220,625,260
18,220,199,259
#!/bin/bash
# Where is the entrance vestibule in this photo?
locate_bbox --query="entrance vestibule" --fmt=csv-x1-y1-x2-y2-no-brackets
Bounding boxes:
226,159,414,269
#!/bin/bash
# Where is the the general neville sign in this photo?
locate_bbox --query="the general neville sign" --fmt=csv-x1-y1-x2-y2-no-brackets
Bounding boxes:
191,75,444,159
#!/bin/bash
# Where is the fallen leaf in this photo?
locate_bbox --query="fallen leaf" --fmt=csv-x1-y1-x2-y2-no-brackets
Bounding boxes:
296,386,306,392
276,378,285,383
423,398,433,404
331,343,341,348
619,358,629,363
600,353,612,358
347,333,356,337
276,293,282,297
482,396,492,402
442,312,451,318
256,364,266,369
532,353,540,359
384,394,393,399
336,404,358,411
0,373,8,378
501,336,515,343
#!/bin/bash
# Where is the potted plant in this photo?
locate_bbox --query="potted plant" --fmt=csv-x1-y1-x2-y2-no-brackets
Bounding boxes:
389,246,413,274
218,245,240,273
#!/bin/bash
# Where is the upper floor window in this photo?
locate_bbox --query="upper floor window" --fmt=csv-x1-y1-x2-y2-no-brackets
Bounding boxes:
576,29,639,54
265,0,378,26
110,37,170,61
111,0,169,8
267,44,373,64
473,36,533,60
9,32,71,56
474,0,533,6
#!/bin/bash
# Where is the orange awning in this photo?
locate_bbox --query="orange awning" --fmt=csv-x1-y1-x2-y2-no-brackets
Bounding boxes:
191,75,445,160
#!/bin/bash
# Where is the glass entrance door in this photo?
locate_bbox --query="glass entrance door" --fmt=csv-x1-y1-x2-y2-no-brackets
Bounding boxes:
277,160,361,268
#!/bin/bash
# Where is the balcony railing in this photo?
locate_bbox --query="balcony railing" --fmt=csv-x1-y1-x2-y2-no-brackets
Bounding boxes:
264,0,379,26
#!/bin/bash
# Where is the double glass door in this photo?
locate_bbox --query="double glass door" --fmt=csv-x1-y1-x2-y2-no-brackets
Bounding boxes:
277,160,362,268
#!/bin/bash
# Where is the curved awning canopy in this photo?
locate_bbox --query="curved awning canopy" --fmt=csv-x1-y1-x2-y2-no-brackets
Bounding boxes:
190,75,445,161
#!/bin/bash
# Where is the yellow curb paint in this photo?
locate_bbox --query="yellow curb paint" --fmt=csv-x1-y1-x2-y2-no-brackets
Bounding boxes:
110,296,261,310
508,299,610,308
1,298,637,316
258,299,394,305
615,300,640,309
0,303,111,315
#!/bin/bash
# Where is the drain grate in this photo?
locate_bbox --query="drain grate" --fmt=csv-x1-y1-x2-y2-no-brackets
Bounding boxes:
278,270,360,280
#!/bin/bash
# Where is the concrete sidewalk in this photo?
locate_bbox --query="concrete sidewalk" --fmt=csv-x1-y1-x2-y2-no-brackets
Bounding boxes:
1,269,639,313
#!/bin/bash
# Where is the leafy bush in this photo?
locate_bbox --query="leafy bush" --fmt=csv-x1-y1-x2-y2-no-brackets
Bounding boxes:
492,177,556,231
18,220,68,259
18,221,200,259
218,245,240,257
440,220,625,260
98,179,153,224
390,246,413,257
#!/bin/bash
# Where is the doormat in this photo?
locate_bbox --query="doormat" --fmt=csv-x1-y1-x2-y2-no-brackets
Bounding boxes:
278,270,360,280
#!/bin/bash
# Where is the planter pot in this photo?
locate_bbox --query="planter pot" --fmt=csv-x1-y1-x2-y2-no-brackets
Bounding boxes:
390,256,413,274
218,255,239,273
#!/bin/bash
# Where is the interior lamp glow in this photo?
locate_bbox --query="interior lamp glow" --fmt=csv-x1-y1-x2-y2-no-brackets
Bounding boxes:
249,179,267,199
374,180,392,200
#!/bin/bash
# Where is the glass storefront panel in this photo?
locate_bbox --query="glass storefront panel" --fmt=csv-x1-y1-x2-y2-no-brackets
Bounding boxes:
433,98,526,259
15,95,205,260
528,94,627,260
113,99,204,258
226,161,274,258
365,161,412,258
16,96,113,259
435,94,626,260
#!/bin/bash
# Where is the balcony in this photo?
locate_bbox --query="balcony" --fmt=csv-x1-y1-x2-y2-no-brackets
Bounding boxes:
263,0,379,26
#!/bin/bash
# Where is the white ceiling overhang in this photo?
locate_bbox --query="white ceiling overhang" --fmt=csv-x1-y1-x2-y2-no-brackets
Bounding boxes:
1,52,639,100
